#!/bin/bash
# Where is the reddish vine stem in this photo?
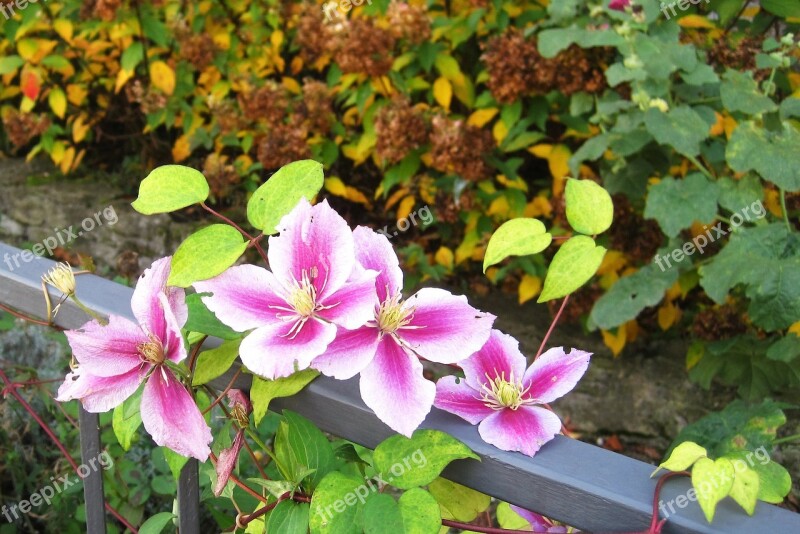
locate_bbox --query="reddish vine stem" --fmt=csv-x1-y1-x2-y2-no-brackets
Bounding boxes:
0,369,139,533
441,519,546,533
214,400,270,480
534,294,570,360
0,302,62,328
200,203,269,264
202,369,242,415
187,335,208,376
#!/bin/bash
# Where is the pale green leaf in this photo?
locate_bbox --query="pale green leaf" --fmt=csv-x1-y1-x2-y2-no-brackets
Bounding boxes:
538,236,606,303
132,165,209,214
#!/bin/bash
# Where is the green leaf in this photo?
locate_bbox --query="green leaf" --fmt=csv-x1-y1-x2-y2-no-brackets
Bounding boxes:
725,461,760,515
277,410,335,491
112,390,143,451
564,178,614,235
538,236,606,303
0,55,24,75
644,106,709,157
397,488,441,534
251,370,319,425
779,97,800,121
644,173,720,238
192,338,242,386
717,175,763,214
589,263,678,330
247,160,324,233
248,478,296,499
364,494,403,534
266,500,310,534
726,121,800,191
652,442,707,477
309,472,365,534
496,502,531,530
168,224,248,287
720,70,779,115
373,430,479,490
666,400,786,459
428,478,490,522
750,459,792,503
762,0,800,17
483,218,552,272
185,293,240,340
138,512,175,534
163,447,190,480
692,457,735,522
766,334,800,362
121,42,144,72
132,165,209,214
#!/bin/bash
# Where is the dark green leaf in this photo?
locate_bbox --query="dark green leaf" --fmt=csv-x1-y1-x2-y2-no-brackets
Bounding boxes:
644,173,720,237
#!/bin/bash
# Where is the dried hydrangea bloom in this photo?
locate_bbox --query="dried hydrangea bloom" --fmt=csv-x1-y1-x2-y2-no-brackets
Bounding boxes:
238,82,289,126
334,19,396,77
256,120,311,170
374,98,429,165
195,199,378,380
57,257,212,461
387,1,431,44
435,330,590,457
299,79,334,135
312,227,495,436
429,116,494,181
1,109,51,150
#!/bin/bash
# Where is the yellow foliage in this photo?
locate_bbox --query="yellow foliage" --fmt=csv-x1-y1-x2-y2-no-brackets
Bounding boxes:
658,301,680,331
48,87,67,119
435,247,454,269
324,177,372,208
432,76,452,111
492,120,508,145
678,15,716,29
602,327,626,357
764,188,783,217
397,195,416,223
172,135,191,162
150,61,176,95
468,108,498,128
518,275,542,305
523,195,553,218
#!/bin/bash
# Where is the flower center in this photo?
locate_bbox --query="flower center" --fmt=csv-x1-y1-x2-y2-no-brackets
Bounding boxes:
231,405,249,428
480,372,535,411
377,294,414,335
137,339,165,365
287,268,319,317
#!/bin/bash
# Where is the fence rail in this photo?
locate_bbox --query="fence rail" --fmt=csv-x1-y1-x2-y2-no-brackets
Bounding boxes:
0,241,797,534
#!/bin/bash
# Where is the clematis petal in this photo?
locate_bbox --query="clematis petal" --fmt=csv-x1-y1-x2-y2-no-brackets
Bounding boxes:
315,269,379,330
398,288,495,364
141,367,212,461
194,264,287,332
360,337,435,437
159,292,189,364
352,226,403,302
239,318,337,379
459,330,527,391
311,326,380,379
523,347,591,404
268,199,355,300
434,376,494,425
131,257,188,338
56,367,146,412
477,405,562,457
214,431,245,497
508,506,569,533
65,315,148,377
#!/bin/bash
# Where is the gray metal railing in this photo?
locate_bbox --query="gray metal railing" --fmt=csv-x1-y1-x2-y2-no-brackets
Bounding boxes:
1,241,797,534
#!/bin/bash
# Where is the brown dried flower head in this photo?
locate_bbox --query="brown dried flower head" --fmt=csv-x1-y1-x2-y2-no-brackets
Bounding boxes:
429,115,494,182
374,97,429,165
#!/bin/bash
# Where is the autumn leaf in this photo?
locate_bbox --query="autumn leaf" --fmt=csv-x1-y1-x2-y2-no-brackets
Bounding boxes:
150,61,176,95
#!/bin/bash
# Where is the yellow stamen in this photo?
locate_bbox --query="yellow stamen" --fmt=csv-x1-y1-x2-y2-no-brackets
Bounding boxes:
377,293,414,335
137,338,165,365
479,371,535,411
42,263,77,297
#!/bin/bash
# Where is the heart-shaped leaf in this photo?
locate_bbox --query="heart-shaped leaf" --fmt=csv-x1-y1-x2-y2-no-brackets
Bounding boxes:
132,165,209,214
483,218,552,272
538,236,606,302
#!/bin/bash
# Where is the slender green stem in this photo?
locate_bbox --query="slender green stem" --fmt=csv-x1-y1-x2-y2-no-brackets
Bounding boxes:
780,189,791,232
686,155,714,180
69,295,107,325
774,433,800,445
245,427,290,480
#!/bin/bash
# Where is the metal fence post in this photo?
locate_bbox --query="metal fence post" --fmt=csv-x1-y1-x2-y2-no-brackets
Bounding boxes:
79,407,107,534
178,459,200,533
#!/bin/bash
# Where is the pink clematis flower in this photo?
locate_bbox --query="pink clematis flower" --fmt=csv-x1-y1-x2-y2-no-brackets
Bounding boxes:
312,227,495,436
56,257,212,461
434,330,590,457
509,505,575,533
194,199,378,380
609,0,631,11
